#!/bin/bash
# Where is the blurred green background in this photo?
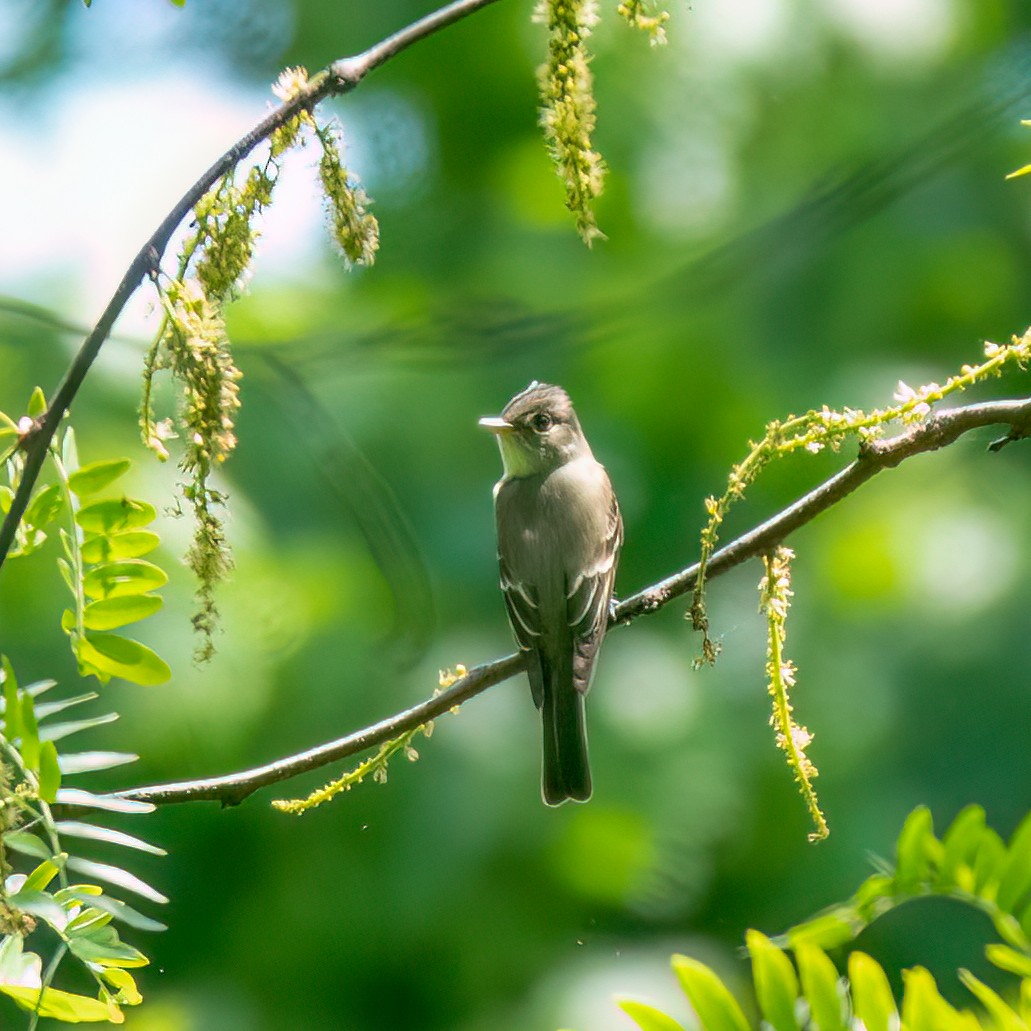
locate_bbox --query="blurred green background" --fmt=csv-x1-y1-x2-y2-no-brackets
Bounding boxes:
3,0,1031,1027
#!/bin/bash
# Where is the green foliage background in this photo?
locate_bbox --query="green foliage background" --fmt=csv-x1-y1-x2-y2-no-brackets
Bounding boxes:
4,0,1031,1027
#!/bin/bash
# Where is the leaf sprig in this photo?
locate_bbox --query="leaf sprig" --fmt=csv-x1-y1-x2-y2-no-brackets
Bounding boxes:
1,393,169,688
0,659,165,1026
620,806,1031,1031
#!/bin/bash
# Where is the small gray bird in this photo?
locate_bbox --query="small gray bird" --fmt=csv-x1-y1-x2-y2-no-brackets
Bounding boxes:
480,382,622,805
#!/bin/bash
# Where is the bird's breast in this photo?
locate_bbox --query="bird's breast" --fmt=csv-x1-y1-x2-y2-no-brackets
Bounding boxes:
497,457,612,583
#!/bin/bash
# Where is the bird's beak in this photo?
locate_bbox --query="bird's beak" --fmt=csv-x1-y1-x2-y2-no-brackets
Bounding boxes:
479,417,514,435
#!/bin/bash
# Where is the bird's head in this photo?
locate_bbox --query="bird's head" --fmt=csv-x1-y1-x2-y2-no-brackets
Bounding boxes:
479,382,590,477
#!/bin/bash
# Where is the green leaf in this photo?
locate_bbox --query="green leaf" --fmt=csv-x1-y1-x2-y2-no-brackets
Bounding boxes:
0,934,41,986
795,945,846,1031
997,812,1031,914
25,678,58,699
99,966,143,1006
78,633,171,686
0,983,121,1022
986,944,1031,979
785,910,857,951
958,970,1025,1031
37,739,61,802
39,711,119,744
671,955,750,1031
852,873,897,923
34,690,99,721
65,856,168,905
83,559,167,600
20,691,40,769
27,385,46,417
901,967,980,1031
894,805,936,889
24,854,65,892
973,827,1008,896
61,889,167,933
24,482,63,529
616,998,688,1031
58,555,75,592
66,901,113,934
54,821,166,856
83,594,163,630
62,425,79,471
55,787,154,814
82,530,160,562
67,931,148,968
67,458,131,497
24,676,58,701
8,887,69,931
58,751,139,775
746,930,799,1031
847,951,898,1031
3,831,51,859
75,496,156,534
941,805,986,890
2,654,20,739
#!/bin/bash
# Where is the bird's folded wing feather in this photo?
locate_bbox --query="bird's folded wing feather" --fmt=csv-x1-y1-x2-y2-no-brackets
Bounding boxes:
566,491,623,693
499,556,541,650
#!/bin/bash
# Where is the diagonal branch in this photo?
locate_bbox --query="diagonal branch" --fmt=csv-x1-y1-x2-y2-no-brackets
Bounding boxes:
0,0,504,573
112,395,1031,809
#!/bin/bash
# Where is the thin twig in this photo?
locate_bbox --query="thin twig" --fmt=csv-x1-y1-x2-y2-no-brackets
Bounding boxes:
111,396,1031,809
0,0,504,572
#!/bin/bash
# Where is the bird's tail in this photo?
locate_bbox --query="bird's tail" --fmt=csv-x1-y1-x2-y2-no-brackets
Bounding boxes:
541,683,591,806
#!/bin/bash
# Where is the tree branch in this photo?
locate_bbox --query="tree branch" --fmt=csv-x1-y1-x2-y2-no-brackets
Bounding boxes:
0,0,504,572
112,395,1031,809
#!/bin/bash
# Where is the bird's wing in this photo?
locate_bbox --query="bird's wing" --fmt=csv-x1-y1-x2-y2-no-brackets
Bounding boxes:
498,551,549,709
499,553,541,650
565,488,623,694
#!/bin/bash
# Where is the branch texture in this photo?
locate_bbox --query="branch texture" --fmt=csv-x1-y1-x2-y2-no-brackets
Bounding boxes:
0,0,503,571
113,395,1031,808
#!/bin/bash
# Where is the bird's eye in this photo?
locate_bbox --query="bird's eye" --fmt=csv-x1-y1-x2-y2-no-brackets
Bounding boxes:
531,412,553,433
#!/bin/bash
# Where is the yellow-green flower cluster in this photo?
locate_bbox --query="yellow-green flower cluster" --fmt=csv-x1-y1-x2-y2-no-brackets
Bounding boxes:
617,0,669,45
159,279,241,474
272,724,427,815
691,328,1031,664
152,279,240,662
140,65,380,660
191,172,264,301
270,66,317,157
759,547,827,842
535,0,606,245
316,125,379,269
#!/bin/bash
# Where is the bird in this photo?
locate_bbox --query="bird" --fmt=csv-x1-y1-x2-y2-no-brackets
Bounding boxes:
480,382,622,805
